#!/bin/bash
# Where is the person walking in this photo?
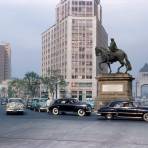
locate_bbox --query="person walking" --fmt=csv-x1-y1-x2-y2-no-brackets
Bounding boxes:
46,97,52,112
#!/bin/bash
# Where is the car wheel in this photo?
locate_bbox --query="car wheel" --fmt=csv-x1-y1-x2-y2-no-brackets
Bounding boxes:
52,108,59,115
78,109,85,117
143,113,148,122
105,113,113,120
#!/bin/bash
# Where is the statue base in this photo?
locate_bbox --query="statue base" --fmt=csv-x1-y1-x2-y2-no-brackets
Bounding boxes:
95,73,135,110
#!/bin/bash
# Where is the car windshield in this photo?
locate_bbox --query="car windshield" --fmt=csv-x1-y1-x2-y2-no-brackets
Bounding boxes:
33,99,39,102
40,99,47,102
9,99,23,103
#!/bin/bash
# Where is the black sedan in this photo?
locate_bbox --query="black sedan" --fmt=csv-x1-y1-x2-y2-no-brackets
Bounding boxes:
97,100,148,121
48,98,92,116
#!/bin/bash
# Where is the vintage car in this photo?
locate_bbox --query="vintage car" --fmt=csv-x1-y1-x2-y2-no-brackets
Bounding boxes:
34,98,48,112
85,98,95,109
26,98,33,109
30,98,39,110
1,98,8,105
6,98,25,115
48,98,92,116
97,100,148,121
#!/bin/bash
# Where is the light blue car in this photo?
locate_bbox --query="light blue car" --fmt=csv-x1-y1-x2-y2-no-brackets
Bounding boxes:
85,98,95,109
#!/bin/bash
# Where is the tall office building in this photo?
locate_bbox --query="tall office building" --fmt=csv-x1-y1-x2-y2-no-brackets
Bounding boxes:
0,43,11,83
42,0,108,100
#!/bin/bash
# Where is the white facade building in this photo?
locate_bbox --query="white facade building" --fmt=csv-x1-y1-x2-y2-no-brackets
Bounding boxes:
42,0,108,100
136,63,148,98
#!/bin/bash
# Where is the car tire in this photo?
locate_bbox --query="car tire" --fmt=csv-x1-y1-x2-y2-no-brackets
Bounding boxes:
143,113,148,122
77,109,85,117
105,113,113,120
52,108,59,115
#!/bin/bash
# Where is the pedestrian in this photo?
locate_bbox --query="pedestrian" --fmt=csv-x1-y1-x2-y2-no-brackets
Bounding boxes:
46,97,52,112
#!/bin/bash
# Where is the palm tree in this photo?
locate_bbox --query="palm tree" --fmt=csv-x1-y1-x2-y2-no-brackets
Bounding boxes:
41,69,67,99
24,72,40,98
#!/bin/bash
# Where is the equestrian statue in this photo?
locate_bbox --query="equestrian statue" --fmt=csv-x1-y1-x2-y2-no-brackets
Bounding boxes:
95,38,132,73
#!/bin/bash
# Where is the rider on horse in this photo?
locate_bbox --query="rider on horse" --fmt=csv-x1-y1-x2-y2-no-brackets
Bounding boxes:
95,38,132,73
109,38,118,52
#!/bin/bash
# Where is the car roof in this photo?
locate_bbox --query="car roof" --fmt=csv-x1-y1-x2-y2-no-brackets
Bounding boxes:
56,98,78,101
107,100,131,107
9,98,22,100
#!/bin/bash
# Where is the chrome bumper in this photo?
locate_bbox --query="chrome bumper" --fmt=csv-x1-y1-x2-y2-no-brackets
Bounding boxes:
6,109,24,112
96,112,101,116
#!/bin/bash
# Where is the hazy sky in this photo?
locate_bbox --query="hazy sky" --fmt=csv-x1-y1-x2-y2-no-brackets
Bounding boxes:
0,0,148,78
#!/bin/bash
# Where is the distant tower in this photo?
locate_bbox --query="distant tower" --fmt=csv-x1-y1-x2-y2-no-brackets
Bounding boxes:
42,0,108,100
0,43,11,83
136,63,148,98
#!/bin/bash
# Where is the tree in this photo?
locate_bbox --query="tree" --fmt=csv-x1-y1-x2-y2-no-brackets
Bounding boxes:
0,87,7,97
24,72,40,98
8,79,25,98
41,69,67,99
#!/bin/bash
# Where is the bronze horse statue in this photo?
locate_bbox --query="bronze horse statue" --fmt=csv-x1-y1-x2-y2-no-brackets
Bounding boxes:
95,47,132,73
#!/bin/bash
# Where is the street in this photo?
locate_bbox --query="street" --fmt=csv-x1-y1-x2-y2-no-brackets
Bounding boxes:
0,105,148,148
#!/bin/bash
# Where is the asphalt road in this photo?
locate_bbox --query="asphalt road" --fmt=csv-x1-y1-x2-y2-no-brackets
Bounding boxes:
0,105,148,148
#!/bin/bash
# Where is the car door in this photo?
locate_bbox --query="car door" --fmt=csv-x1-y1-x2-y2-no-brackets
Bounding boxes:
58,99,69,112
116,102,138,118
65,99,76,112
123,103,140,118
115,102,129,117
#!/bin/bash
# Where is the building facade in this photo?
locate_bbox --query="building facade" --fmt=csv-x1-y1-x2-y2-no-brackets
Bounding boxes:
0,43,11,83
136,63,148,98
42,0,108,100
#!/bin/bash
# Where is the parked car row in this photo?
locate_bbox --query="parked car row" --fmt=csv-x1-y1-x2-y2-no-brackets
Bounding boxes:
1,97,148,121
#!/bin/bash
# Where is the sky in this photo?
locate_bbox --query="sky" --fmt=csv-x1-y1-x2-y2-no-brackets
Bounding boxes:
0,0,148,78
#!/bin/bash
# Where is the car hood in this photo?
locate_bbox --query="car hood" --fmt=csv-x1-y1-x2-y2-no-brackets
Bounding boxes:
7,102,24,106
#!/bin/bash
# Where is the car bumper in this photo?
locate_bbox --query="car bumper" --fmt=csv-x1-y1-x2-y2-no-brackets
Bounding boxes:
6,109,24,112
40,107,47,111
96,112,101,116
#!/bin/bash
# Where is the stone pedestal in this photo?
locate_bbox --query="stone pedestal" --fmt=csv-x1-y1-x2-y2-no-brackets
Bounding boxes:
95,73,135,109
